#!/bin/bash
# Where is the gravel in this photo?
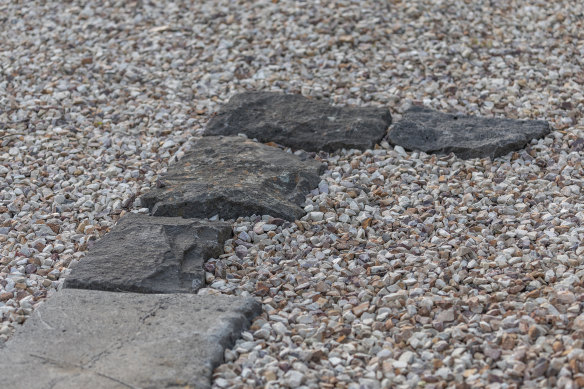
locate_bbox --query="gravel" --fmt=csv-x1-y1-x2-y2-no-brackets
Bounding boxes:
208,133,584,388
1,0,584,388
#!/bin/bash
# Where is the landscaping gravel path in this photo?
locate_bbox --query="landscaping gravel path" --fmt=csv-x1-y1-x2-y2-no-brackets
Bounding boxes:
1,0,584,388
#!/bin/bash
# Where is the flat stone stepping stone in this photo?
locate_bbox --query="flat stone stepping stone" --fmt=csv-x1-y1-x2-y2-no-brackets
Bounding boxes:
140,136,325,221
0,289,261,389
386,106,551,159
204,92,392,152
64,213,231,293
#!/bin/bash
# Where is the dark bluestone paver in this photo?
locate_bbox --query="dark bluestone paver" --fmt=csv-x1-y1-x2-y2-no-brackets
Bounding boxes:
0,289,261,389
140,136,325,221
386,106,551,159
64,213,231,293
204,92,392,152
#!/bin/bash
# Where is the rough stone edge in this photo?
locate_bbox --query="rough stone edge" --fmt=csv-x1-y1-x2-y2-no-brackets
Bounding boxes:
203,295,263,383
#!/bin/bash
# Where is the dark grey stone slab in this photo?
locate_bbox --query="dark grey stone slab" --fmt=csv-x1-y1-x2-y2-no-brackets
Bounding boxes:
140,136,325,221
64,213,231,293
204,92,392,152
0,289,261,389
386,106,551,159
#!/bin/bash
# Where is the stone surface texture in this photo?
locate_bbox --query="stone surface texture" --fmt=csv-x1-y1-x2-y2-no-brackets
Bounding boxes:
204,92,392,152
387,106,551,159
64,213,232,293
140,136,325,221
0,289,261,389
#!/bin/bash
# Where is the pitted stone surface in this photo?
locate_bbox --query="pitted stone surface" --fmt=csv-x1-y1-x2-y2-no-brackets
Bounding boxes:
204,92,392,152
0,289,261,389
386,106,551,159
140,136,325,221
64,213,231,293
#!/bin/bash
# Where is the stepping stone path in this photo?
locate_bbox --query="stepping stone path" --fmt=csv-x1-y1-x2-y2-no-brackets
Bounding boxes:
386,106,551,159
140,136,325,221
205,92,393,152
3,93,552,388
0,289,260,389
63,213,232,293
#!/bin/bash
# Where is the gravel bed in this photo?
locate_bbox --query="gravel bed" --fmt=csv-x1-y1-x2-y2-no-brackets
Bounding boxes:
208,134,584,388
1,0,583,388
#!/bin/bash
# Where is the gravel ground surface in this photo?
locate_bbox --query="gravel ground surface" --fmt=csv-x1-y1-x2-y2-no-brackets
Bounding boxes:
1,0,584,388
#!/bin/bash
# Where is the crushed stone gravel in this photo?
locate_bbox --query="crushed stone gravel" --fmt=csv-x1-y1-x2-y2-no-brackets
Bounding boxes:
1,0,584,388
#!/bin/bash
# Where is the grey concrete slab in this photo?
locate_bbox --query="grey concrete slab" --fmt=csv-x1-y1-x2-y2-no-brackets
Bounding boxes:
64,213,232,293
0,289,261,389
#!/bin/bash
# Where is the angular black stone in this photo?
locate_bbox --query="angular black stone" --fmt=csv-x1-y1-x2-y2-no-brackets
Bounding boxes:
140,136,325,221
64,213,231,293
0,289,261,389
204,92,392,152
386,106,551,159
